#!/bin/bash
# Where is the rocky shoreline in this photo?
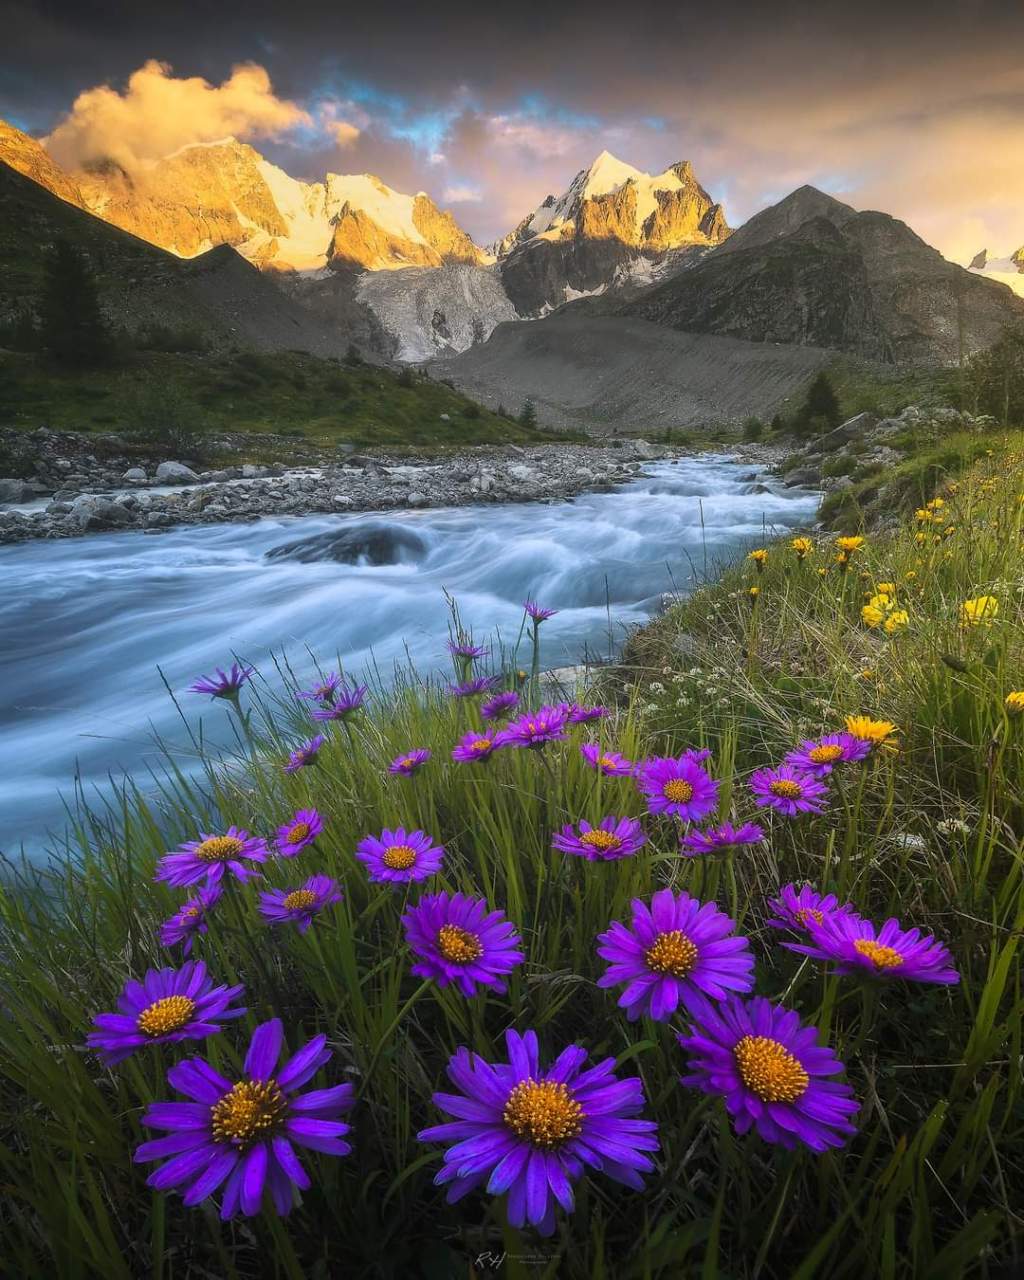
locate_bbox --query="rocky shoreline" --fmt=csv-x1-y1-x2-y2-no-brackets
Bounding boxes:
0,435,694,545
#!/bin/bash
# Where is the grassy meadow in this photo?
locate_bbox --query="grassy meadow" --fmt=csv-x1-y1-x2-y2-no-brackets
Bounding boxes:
0,348,567,455
1,439,1023,1278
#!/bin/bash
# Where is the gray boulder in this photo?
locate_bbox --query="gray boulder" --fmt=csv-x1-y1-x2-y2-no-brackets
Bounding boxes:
70,495,134,531
817,412,879,451
783,467,821,488
0,478,33,503
154,461,200,484
122,467,148,483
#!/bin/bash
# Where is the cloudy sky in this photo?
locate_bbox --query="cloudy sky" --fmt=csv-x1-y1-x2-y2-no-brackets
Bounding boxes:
3,0,1023,260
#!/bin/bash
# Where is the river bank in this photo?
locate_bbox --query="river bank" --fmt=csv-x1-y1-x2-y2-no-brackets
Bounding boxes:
0,435,709,544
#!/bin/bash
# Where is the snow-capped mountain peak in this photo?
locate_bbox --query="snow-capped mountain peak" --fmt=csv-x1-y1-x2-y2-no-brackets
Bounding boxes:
968,244,1024,297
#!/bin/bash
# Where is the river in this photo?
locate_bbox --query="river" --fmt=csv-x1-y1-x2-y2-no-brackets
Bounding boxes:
0,455,818,855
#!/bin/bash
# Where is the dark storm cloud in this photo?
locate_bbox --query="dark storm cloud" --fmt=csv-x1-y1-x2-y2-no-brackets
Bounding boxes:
4,0,1024,257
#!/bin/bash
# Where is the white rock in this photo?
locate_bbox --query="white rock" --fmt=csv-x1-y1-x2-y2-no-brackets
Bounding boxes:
333,494,354,507
122,467,147,483
154,461,199,484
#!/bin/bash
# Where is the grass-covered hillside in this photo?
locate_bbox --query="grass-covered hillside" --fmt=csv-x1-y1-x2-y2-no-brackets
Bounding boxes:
0,347,564,449
1,442,1022,1277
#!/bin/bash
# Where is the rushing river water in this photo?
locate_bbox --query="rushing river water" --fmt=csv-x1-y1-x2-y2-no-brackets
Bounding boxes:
0,456,818,854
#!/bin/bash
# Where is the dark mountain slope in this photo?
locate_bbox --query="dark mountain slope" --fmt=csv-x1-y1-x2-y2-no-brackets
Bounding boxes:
0,160,347,357
623,187,1024,364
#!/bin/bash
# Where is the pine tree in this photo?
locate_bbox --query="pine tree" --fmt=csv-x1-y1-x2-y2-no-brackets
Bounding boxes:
801,371,841,429
38,239,111,367
518,398,537,427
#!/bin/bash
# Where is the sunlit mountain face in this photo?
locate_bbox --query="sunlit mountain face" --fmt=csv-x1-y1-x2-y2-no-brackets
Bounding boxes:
3,0,1024,271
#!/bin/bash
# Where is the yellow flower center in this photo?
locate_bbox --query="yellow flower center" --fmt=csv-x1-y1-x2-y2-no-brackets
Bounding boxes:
471,738,492,751
808,745,843,764
854,939,904,970
599,755,617,768
182,906,201,919
211,1079,287,1150
734,1035,810,1102
663,779,695,803
137,995,196,1037
644,930,699,976
437,924,483,964
796,907,824,928
579,829,623,853
503,1079,583,1149
382,844,417,870
398,757,416,769
194,835,244,862
282,889,317,911
769,779,803,799
285,822,310,845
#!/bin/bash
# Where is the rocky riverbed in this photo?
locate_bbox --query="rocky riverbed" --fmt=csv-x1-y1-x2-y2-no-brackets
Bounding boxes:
0,432,687,544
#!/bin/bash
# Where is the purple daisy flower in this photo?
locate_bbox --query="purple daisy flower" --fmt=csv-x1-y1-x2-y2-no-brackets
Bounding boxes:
596,889,755,1021
766,884,859,936
283,735,326,774
355,826,445,884
481,690,520,720
551,816,647,862
493,705,570,750
580,743,635,776
678,995,858,1152
87,961,245,1067
418,1027,659,1236
159,886,223,955
310,682,368,721
188,663,255,700
134,1018,354,1218
389,748,431,776
680,821,765,858
788,913,960,984
402,892,525,996
448,675,499,699
451,730,501,763
295,671,343,705
276,808,324,857
635,753,720,821
784,733,871,778
155,827,269,889
751,765,829,817
258,874,342,934
523,600,558,623
564,703,608,724
447,639,489,661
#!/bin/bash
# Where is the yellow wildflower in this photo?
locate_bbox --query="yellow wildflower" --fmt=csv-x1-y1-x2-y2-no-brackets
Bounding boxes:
883,609,909,635
836,536,865,554
845,715,898,747
876,583,896,595
748,549,768,570
959,596,999,628
861,604,886,629
1005,692,1024,716
790,537,813,559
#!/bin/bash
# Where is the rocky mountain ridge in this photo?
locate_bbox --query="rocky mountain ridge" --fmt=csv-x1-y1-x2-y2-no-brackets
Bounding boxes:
0,123,488,275
622,186,1024,364
495,150,730,315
